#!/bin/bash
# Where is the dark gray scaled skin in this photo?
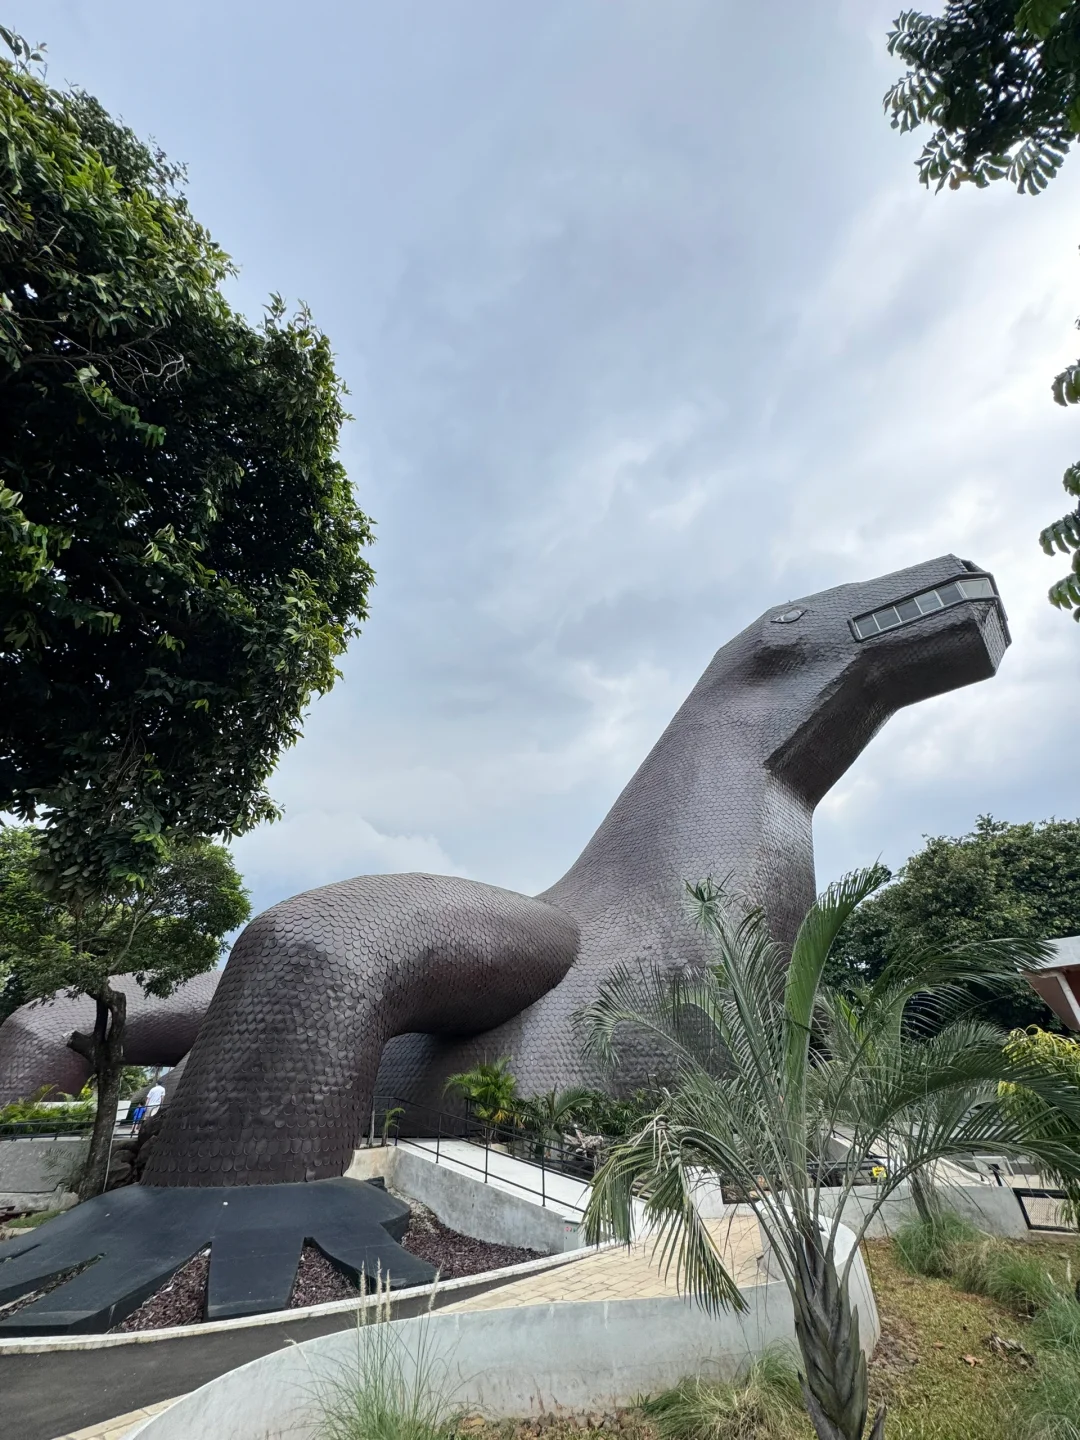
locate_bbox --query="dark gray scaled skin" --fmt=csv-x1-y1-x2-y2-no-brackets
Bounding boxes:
147,553,1007,1188
0,972,220,1106
142,877,578,1186
375,554,1009,1107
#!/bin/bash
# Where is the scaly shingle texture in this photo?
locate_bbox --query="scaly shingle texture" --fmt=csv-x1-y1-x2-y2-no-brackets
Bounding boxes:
5,555,1010,1188
0,972,220,1105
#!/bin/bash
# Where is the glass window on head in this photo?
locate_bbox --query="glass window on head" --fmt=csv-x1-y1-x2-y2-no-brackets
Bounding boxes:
851,574,996,641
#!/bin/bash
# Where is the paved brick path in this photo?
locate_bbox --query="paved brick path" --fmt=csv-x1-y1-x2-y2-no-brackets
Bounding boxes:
441,1211,766,1310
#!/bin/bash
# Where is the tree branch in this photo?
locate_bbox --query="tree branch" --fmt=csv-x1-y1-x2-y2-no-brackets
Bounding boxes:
67,1028,96,1064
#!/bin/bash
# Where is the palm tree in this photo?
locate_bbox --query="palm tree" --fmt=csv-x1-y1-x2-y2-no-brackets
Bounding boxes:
578,869,1080,1440
443,1057,519,1136
515,1085,596,1158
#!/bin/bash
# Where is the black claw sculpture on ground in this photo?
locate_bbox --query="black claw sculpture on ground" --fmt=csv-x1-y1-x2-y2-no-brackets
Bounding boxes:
0,555,1010,1330
0,1178,432,1333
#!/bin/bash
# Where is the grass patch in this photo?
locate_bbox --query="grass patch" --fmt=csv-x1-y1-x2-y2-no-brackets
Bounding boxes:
1018,1353,1080,1440
1030,1292,1080,1353
6,1208,64,1231
641,1348,806,1440
862,1235,1080,1440
951,1242,1063,1315
894,1213,982,1279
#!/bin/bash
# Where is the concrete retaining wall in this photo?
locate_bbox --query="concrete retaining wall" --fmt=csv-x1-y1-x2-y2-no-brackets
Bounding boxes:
0,1137,87,1206
128,1232,880,1440
394,1148,582,1253
814,1181,1028,1240
690,1176,1028,1240
345,1147,583,1253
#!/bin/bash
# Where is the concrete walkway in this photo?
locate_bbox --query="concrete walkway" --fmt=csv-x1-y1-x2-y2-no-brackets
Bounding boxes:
442,1209,766,1310
49,1398,182,1440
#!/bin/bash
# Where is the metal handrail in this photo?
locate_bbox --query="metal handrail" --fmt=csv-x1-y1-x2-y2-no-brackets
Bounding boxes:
0,1119,96,1141
371,1093,593,1218
374,1091,600,1170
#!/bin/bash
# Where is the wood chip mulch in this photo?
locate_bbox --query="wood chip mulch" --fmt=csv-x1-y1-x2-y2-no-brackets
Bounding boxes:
401,1208,542,1278
112,1248,210,1331
0,1259,95,1324
289,1243,361,1307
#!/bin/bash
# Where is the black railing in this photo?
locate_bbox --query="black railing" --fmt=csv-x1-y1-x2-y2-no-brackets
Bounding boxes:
1013,1187,1076,1233
0,1118,95,1141
371,1093,596,1218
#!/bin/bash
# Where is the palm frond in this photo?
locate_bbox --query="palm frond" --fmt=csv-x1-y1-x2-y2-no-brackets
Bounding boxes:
784,867,885,1072
576,962,708,1076
579,869,1080,1440
867,935,1052,1025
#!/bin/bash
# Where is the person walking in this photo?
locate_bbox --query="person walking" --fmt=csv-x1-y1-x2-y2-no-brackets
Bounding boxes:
144,1080,166,1118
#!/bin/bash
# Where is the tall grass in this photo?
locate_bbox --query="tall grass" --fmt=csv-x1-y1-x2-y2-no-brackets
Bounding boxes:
894,1215,1063,1313
893,1213,982,1279
950,1241,1061,1314
1022,1281,1080,1438
641,1348,807,1440
307,1273,458,1440
1019,1355,1080,1440
1031,1290,1080,1353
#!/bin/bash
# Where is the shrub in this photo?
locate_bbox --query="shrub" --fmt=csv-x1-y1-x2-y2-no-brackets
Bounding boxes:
1001,1028,1080,1228
310,1287,456,1440
0,1086,95,1127
893,1212,982,1278
443,1059,518,1129
951,1242,1061,1315
1018,1352,1080,1440
569,1088,663,1139
641,1348,806,1440
1030,1292,1080,1355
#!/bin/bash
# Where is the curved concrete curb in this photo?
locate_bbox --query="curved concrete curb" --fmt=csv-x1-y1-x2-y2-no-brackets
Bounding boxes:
1,1247,602,1440
122,1229,879,1440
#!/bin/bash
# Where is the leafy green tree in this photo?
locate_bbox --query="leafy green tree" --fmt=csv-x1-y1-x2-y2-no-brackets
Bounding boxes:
885,1,1080,617
0,825,250,1197
580,872,1080,1440
1000,1025,1080,1220
0,826,59,1022
826,816,1080,1029
0,38,375,902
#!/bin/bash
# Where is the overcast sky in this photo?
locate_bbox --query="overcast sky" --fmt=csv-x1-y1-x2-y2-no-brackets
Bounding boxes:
14,0,1080,921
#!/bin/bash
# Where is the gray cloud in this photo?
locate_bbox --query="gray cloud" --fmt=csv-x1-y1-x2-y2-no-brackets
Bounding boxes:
14,0,1080,923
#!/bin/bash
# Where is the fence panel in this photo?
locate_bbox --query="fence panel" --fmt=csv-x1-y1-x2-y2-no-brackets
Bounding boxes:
1013,1188,1074,1232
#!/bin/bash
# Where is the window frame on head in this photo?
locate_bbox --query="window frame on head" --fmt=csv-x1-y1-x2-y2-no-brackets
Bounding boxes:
849,574,998,642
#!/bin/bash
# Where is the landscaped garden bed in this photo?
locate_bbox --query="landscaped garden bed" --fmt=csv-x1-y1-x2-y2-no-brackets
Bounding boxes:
108,1204,543,1332
449,1231,1080,1440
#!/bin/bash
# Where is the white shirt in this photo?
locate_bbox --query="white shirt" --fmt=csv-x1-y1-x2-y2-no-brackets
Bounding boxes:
145,1084,166,1110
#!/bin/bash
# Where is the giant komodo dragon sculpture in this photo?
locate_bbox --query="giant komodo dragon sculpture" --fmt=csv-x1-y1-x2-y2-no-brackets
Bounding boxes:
0,973,220,1106
0,556,1010,1330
